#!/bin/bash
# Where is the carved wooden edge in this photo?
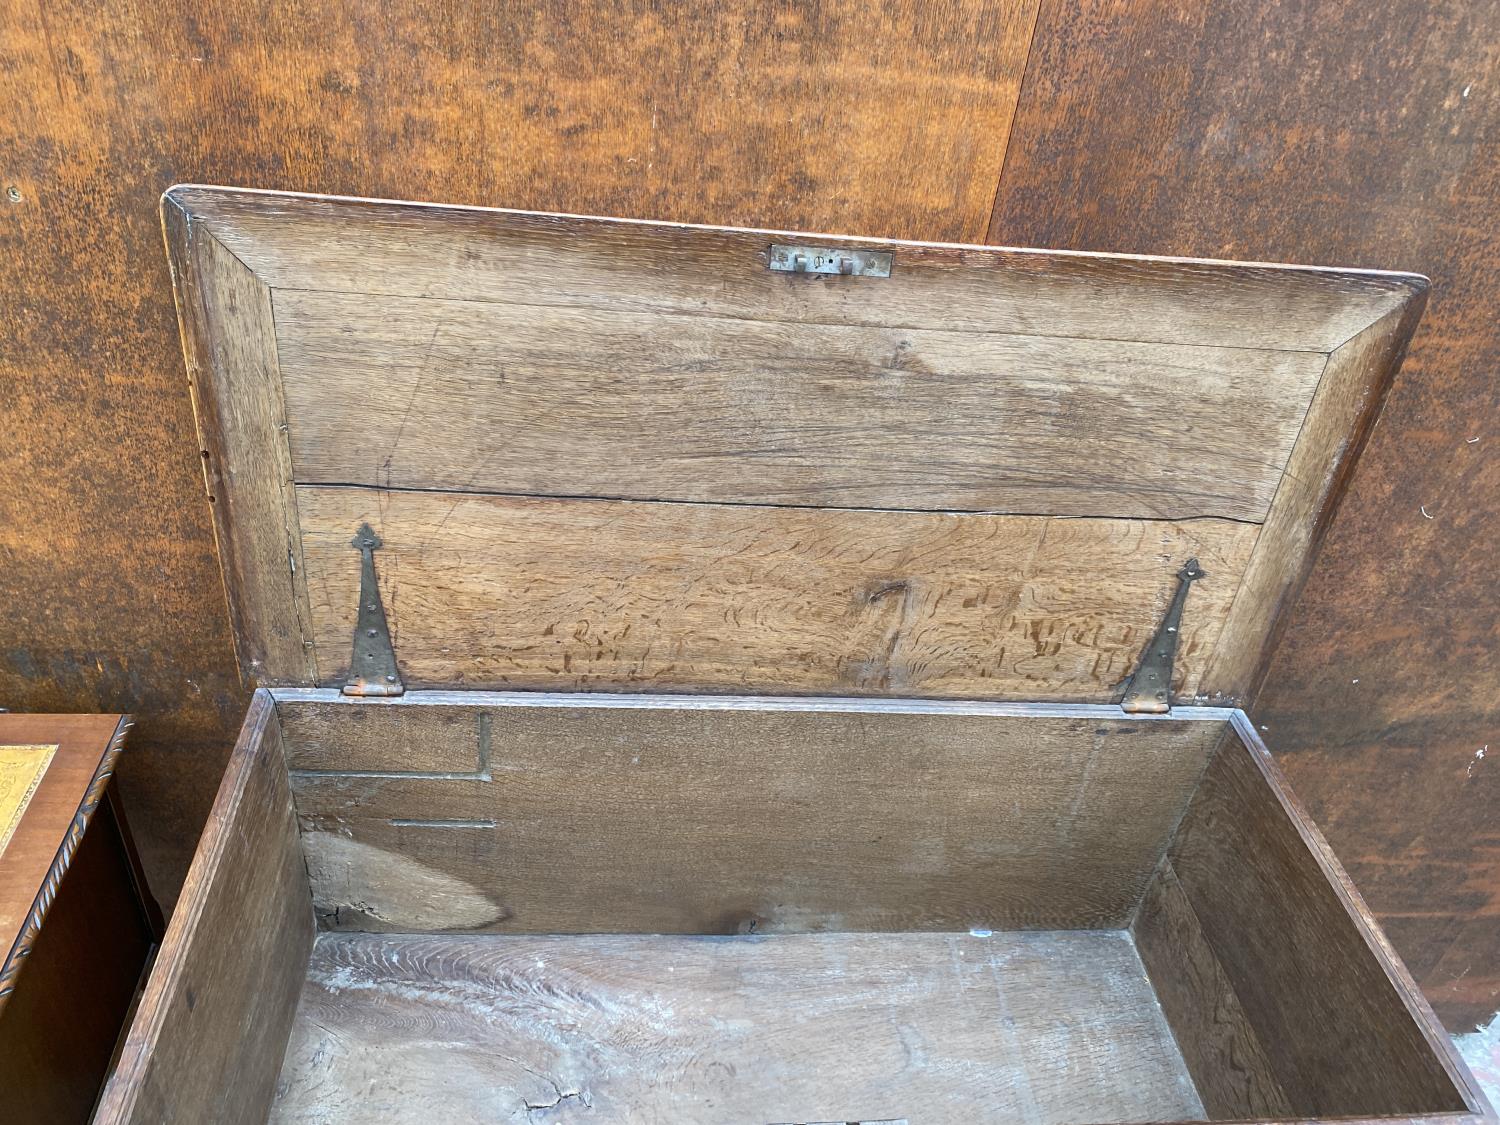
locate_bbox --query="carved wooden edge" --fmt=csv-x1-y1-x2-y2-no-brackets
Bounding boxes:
1201,293,1428,704
1221,711,1496,1123
0,715,133,1017
161,191,319,689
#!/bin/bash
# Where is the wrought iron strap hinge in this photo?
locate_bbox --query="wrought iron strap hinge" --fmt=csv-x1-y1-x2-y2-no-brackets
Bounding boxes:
342,522,404,697
1121,558,1205,715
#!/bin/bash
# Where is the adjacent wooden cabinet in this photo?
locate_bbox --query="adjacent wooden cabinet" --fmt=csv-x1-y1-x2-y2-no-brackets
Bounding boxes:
0,714,162,1124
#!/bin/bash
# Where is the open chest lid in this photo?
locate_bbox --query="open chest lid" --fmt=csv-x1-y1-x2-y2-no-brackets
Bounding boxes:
163,185,1425,708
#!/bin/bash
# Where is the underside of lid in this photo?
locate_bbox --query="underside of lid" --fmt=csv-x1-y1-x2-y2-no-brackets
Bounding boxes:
162,185,1426,705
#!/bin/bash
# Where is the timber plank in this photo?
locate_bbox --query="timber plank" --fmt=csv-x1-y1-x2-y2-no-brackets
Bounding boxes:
274,288,1326,521
278,697,1224,933
161,206,319,687
294,485,1260,699
1165,723,1474,1117
1202,302,1423,698
1133,857,1294,1119
270,930,1203,1125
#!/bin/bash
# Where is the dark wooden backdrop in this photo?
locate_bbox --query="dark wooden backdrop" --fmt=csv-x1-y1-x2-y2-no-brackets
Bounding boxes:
3,1,1497,1028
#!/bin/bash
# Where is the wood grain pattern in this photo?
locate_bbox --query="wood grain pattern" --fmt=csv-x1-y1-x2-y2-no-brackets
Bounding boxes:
1202,301,1424,699
273,287,1327,521
1164,722,1474,1117
1133,857,1293,1119
278,696,1225,933
295,485,1259,699
278,701,485,774
163,205,319,687
179,186,1421,353
95,691,314,1125
992,0,1500,1027
0,0,1041,912
168,186,1426,707
6,0,1489,1032
271,930,1203,1125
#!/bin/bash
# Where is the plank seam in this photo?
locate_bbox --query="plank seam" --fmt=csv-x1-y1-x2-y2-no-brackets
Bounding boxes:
981,0,1048,244
293,479,1268,525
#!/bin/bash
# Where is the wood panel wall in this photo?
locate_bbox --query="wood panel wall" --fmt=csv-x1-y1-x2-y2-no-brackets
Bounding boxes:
0,0,1038,904
3,0,1498,1028
991,0,1500,1029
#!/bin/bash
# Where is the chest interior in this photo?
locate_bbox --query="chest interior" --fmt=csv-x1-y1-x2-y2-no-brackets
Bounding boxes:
92,188,1485,1125
142,690,1472,1125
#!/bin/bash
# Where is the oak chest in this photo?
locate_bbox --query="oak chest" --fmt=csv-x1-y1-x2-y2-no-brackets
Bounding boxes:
97,186,1489,1124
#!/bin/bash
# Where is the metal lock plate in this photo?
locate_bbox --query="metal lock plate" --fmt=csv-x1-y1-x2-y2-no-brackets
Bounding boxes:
768,244,893,277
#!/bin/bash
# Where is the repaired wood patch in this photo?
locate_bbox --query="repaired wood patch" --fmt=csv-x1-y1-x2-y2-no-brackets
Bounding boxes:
301,832,506,931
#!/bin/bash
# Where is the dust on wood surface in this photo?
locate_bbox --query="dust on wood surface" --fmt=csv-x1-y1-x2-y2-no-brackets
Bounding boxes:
271,929,1203,1124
